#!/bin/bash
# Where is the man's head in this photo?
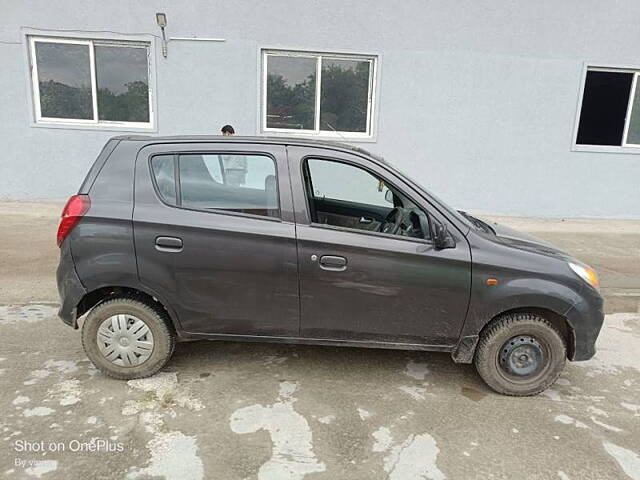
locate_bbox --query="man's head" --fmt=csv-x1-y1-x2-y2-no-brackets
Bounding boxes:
221,125,235,136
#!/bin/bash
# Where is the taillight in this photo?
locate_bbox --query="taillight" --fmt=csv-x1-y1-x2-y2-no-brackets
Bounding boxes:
57,195,91,247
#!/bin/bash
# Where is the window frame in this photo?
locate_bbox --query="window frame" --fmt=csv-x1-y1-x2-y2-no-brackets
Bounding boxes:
148,151,283,222
301,155,433,245
28,35,155,130
622,72,640,147
573,64,640,153
261,49,378,140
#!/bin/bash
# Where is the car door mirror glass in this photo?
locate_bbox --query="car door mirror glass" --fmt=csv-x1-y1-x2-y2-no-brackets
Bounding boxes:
430,219,455,249
384,189,394,204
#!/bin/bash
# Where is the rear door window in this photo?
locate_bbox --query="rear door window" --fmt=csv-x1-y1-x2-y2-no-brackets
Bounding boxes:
178,154,279,218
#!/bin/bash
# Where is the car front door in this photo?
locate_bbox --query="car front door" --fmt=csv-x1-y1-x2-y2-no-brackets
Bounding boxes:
133,142,299,337
288,146,472,347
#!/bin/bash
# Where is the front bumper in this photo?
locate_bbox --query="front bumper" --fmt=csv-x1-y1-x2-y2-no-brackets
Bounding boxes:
56,243,86,329
565,287,605,361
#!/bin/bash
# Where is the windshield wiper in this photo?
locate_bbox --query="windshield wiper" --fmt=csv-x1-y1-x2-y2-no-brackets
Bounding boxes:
457,211,496,235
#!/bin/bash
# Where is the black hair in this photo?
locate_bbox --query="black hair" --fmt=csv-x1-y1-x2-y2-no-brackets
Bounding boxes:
221,124,235,134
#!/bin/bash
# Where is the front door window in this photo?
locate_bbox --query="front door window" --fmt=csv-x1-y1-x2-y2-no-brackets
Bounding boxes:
304,158,430,240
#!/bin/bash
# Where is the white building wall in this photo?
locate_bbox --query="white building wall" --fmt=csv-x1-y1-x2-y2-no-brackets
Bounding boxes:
1,0,639,217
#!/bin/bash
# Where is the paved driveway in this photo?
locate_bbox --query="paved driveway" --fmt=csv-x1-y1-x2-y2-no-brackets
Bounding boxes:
1,203,639,479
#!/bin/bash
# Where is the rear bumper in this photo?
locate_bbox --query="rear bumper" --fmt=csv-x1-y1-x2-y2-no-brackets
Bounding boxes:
56,243,86,329
565,287,605,361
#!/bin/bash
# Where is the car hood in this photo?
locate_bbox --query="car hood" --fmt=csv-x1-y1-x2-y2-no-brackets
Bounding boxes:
485,222,570,259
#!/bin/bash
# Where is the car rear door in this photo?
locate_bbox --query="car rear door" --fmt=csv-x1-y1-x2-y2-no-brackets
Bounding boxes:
288,145,472,347
133,142,299,337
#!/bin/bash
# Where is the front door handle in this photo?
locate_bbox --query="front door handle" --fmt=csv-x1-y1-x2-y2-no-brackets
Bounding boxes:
155,236,183,252
359,216,374,225
319,255,347,272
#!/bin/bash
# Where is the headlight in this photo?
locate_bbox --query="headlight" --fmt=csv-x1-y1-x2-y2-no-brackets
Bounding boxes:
569,262,600,290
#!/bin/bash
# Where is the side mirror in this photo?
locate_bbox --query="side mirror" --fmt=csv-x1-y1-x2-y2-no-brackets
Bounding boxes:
384,189,394,204
430,219,455,250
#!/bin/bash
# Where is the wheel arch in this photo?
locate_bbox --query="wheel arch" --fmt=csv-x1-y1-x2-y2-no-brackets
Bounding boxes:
453,306,575,364
76,285,180,335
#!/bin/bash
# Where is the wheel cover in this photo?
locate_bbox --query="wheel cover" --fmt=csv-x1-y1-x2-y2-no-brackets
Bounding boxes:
499,335,544,377
97,314,154,367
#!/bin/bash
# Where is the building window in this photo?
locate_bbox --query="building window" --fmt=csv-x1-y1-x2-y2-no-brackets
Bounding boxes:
576,68,640,148
29,36,153,128
262,50,376,138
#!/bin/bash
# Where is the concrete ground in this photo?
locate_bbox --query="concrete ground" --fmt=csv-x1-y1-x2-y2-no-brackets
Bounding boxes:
1,201,639,480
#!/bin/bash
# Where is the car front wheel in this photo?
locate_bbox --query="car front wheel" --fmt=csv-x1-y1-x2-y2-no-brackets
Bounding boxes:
474,312,566,396
81,297,175,380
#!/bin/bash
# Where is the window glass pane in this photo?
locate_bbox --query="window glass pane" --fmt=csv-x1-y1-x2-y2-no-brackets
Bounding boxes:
576,70,633,146
320,58,370,133
35,42,93,120
201,155,224,183
151,156,176,204
307,159,390,207
305,158,428,239
95,45,150,123
626,77,640,145
266,55,316,130
180,154,279,217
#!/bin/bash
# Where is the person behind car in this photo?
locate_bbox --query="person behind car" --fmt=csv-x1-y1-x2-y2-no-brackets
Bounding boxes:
220,125,247,186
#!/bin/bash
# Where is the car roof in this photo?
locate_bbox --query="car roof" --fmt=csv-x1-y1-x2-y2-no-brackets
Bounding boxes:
110,135,388,164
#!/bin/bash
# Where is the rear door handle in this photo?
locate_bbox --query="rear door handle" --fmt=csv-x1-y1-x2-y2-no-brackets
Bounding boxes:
319,255,347,272
155,236,183,252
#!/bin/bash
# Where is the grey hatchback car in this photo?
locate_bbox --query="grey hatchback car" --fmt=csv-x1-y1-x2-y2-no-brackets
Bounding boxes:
56,136,604,396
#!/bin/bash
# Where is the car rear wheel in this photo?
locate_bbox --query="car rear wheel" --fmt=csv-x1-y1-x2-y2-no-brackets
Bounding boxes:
474,312,566,396
81,297,175,380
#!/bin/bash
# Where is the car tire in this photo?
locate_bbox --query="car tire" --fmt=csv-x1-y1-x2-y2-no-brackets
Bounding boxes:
81,297,175,380
474,312,566,396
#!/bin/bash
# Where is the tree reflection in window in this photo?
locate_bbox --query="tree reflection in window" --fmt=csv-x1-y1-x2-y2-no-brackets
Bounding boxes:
320,59,370,133
264,52,374,135
95,45,149,123
266,56,316,130
35,42,93,120
32,38,151,125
